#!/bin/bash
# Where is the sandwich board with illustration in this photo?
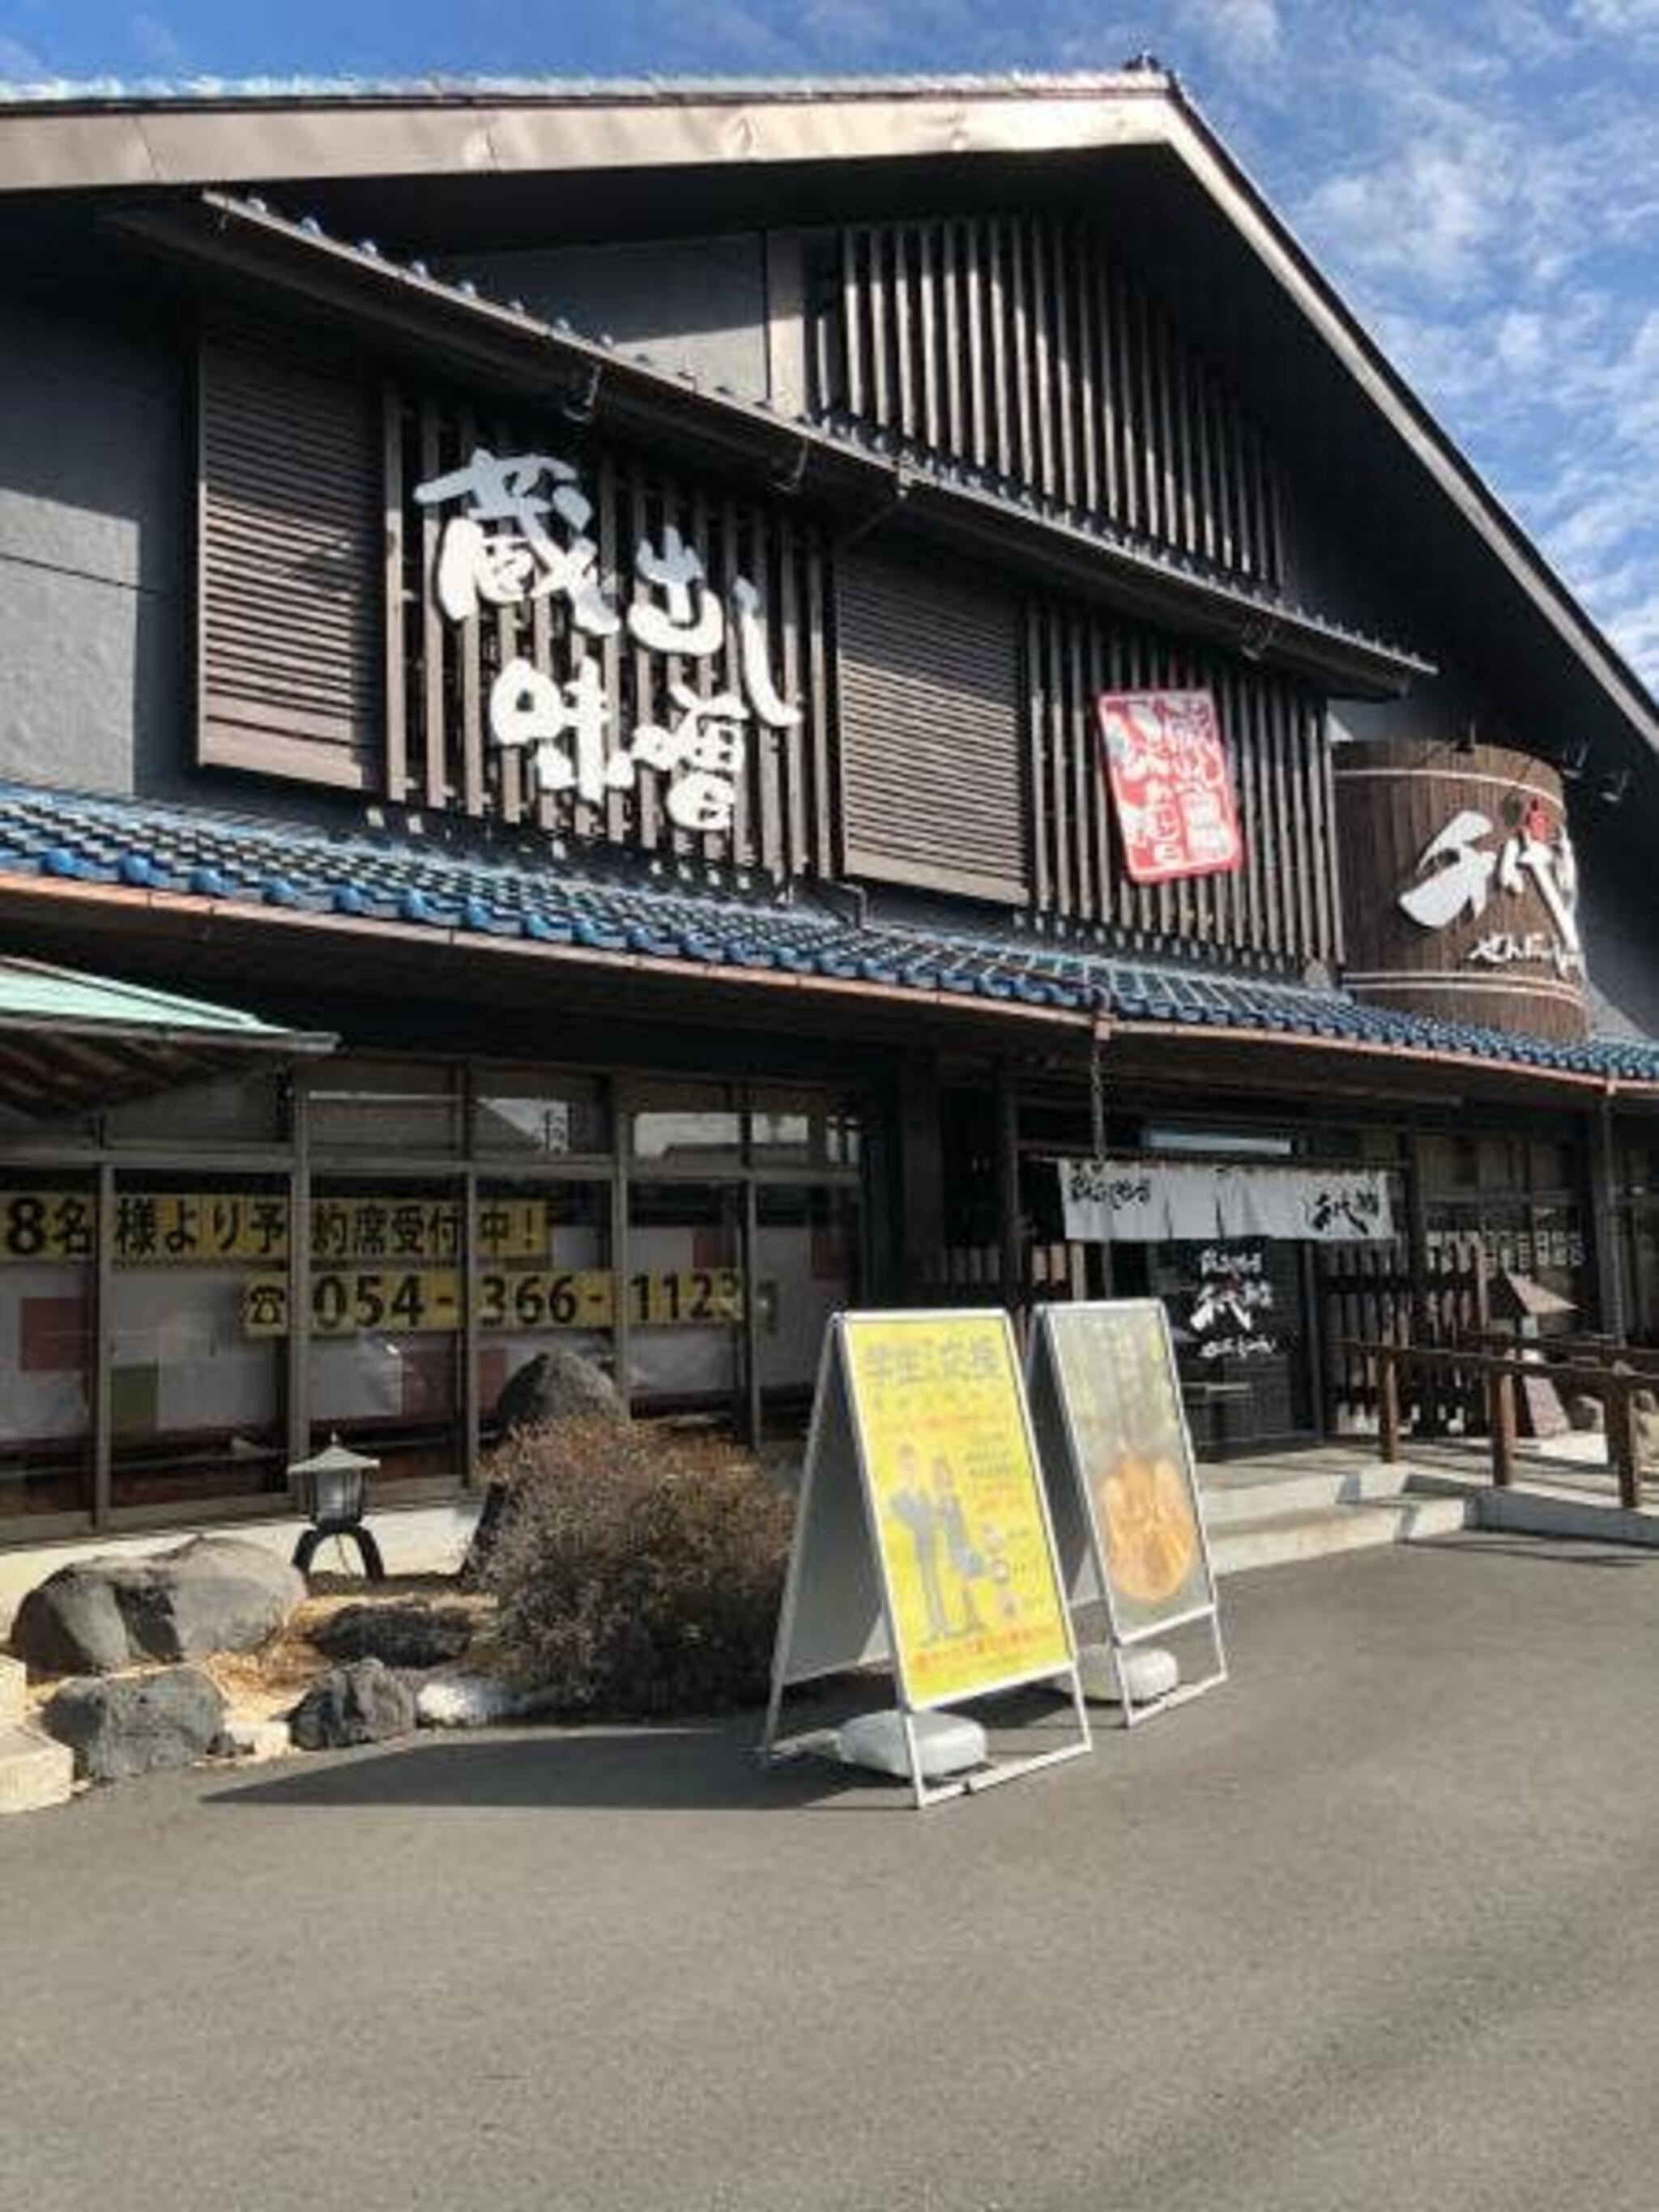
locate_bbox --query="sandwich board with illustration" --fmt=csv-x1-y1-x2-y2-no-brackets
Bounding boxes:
761,1309,1091,1808
1026,1299,1227,1725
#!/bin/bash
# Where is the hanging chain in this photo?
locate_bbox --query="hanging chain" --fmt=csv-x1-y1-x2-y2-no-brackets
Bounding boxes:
1089,1021,1108,1167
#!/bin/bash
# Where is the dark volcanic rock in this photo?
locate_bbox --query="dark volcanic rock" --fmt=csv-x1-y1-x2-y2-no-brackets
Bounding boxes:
42,1666,227,1783
11,1538,303,1677
494,1346,624,1433
289,1658,417,1750
310,1601,473,1670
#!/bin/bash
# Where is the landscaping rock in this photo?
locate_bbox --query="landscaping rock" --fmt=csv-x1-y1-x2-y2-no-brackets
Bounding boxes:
1636,1407,1659,1469
494,1345,624,1432
1566,1395,1606,1433
10,1566,130,1676
11,1537,303,1677
41,1666,226,1784
288,1657,416,1750
416,1672,557,1728
310,1600,473,1671
211,1715,293,1763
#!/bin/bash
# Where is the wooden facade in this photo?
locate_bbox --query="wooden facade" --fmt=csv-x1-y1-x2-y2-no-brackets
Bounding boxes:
804,214,1284,584
197,302,1340,970
1334,739,1588,1041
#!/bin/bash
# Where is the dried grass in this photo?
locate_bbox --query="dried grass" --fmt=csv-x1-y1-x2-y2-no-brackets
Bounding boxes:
482,1416,793,1718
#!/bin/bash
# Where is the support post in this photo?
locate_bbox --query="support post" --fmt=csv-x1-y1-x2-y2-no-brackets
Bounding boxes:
1609,1377,1641,1511
1489,1363,1516,1489
1589,1093,1628,1343
995,1059,1022,1328
1404,1123,1438,1437
1378,1347,1401,1464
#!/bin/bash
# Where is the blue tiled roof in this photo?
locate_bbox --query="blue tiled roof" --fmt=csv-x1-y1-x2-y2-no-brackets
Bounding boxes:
0,781,1655,1085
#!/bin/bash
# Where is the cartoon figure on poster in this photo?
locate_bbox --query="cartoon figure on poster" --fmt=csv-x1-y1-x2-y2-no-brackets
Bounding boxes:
842,1316,1073,1706
886,1447,1023,1644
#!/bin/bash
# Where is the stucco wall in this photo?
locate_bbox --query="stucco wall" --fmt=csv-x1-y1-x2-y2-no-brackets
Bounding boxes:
445,233,770,396
0,302,186,799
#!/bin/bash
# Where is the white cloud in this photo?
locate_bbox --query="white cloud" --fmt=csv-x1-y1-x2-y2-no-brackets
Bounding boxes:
1171,0,1281,69
1573,0,1659,29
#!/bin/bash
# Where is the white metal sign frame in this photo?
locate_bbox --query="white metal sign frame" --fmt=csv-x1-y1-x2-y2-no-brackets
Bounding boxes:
1026,1298,1228,1728
761,1309,1092,1809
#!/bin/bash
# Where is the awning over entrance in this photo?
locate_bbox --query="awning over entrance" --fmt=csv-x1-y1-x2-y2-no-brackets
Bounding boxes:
0,779,1653,1105
0,957,335,1120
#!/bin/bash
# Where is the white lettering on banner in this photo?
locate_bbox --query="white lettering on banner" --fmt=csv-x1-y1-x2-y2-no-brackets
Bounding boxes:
1059,1161,1394,1245
1398,799,1582,977
413,445,800,828
1191,1246,1278,1362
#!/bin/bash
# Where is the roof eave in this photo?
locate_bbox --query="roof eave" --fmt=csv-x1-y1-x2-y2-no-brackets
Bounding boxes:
107,192,1429,701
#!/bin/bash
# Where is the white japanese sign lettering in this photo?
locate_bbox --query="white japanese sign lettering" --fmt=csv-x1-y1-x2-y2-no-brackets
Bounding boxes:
414,445,800,833
1398,799,1582,978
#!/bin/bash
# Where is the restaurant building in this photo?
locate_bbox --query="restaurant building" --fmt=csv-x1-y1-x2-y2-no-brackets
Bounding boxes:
0,66,1657,1547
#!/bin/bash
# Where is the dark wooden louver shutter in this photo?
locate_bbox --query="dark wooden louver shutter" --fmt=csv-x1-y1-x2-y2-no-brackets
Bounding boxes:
198,335,382,788
835,548,1028,903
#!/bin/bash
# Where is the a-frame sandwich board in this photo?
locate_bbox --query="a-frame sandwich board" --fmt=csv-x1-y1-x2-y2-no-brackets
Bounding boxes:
761,1308,1091,1809
1026,1299,1227,1727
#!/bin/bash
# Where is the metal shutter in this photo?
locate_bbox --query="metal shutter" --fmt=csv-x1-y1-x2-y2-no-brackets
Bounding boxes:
198,334,382,789
835,548,1028,903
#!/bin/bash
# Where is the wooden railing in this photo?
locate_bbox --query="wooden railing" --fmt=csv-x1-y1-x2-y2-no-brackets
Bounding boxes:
1349,1340,1649,1511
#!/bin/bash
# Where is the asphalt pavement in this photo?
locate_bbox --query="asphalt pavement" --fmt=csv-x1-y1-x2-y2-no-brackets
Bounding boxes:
7,1530,1659,2212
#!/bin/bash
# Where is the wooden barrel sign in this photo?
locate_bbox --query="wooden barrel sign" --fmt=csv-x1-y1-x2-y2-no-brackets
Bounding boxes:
1333,739,1589,1042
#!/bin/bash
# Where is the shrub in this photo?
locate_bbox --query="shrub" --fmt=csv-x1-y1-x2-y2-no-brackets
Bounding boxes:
481,1417,795,1718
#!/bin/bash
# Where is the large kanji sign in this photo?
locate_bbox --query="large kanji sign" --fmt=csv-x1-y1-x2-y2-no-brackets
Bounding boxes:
1097,689,1243,886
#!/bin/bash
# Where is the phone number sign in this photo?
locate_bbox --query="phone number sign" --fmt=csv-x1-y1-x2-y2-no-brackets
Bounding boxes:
241,1266,747,1337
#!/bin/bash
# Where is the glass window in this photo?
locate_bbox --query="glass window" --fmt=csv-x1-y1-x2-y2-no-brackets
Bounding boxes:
477,1182,613,1447
0,1176,95,1520
109,1172,290,1512
1144,1125,1294,1157
625,1181,744,1416
629,1081,742,1170
754,1184,861,1433
474,1068,611,1158
748,1087,864,1168
309,1059,461,1153
308,1178,464,1485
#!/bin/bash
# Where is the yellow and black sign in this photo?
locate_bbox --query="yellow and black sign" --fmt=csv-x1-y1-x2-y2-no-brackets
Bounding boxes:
843,1312,1074,1707
0,1190,98,1263
762,1309,1090,1808
0,1190,553,1268
242,1265,748,1337
308,1196,548,1264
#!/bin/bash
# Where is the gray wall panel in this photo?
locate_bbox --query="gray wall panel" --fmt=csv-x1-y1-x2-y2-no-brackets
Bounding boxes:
446,235,769,396
0,303,186,797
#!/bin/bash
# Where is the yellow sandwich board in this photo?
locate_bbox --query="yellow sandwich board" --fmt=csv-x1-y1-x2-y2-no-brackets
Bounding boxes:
761,1310,1090,1807
1026,1299,1227,1725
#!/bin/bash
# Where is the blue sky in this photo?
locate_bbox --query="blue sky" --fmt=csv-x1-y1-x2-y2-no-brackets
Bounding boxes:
4,1,1658,693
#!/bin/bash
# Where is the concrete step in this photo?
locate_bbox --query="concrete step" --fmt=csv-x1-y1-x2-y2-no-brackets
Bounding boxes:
0,1724,74,1815
0,1654,23,1728
1211,1492,1470,1578
1201,1461,1416,1530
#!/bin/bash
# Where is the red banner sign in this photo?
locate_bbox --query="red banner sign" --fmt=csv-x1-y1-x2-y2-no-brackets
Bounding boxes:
1097,689,1243,885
